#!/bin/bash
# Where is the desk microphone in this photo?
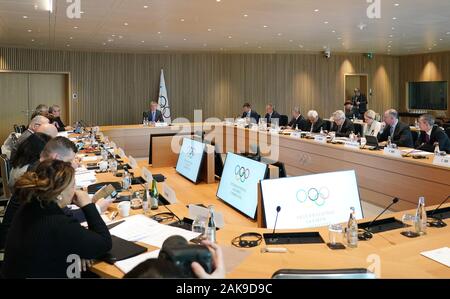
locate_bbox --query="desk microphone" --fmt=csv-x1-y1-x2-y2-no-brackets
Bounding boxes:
402,143,425,157
272,206,281,235
359,198,399,240
429,195,450,228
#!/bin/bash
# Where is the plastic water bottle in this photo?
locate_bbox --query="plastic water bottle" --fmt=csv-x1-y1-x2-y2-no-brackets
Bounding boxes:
142,184,149,213
387,136,392,148
206,205,217,243
347,207,358,248
122,166,131,190
434,143,440,155
320,127,324,135
101,148,108,161
415,197,427,235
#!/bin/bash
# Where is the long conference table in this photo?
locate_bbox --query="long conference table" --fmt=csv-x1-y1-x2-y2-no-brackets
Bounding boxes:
84,124,450,279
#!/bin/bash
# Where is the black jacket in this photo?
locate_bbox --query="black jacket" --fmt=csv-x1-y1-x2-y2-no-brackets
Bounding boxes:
52,117,67,132
1,200,112,278
377,121,414,148
241,110,260,123
352,94,368,114
288,115,308,130
305,118,325,133
415,126,450,154
145,110,164,122
330,119,355,137
264,111,281,124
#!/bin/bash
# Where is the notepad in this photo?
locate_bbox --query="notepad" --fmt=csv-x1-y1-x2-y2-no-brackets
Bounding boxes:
421,247,450,267
115,250,160,274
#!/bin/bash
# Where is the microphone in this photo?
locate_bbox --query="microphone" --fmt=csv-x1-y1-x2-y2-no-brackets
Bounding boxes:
359,198,399,240
429,195,450,228
402,143,425,157
272,206,281,235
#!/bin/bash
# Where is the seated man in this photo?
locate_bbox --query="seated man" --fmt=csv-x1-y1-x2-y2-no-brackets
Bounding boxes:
49,105,73,132
305,110,325,133
377,109,414,148
330,110,355,137
287,107,307,130
10,115,50,160
264,103,281,125
241,103,260,123
344,101,360,120
145,101,164,123
30,104,50,120
416,114,450,154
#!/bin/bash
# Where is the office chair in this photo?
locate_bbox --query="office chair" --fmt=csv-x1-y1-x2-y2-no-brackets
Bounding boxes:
323,119,332,131
279,115,289,127
445,127,450,139
0,154,12,200
353,123,363,136
272,268,376,279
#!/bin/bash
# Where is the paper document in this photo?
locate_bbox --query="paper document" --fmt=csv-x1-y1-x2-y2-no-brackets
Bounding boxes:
115,250,160,274
421,247,450,267
81,156,99,162
57,131,69,137
75,169,97,188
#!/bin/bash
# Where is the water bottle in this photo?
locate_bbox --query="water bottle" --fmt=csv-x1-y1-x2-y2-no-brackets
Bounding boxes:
387,136,392,148
415,197,427,235
150,179,159,210
109,159,118,175
122,166,131,190
206,205,217,243
320,127,324,135
142,184,149,213
101,148,108,161
346,207,358,248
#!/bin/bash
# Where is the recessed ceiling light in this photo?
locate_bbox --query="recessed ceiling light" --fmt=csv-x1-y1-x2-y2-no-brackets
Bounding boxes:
243,14,248,17
258,46,262,49
23,16,28,19
324,21,329,24
69,37,73,40
66,44,70,47
27,29,32,32
394,3,400,6
73,26,78,29
392,27,395,30
165,45,169,48
143,5,148,8
183,38,187,41
207,28,212,32
277,33,282,36
216,0,221,2
245,42,249,44
392,17,397,20
440,38,443,41
203,44,207,47
332,30,336,33
428,48,432,50
299,45,304,48
112,34,116,37
157,31,161,34
102,42,106,45
389,34,393,38
314,9,319,12
289,40,293,42
446,32,450,35
31,39,35,42
80,11,84,14
263,25,268,28
119,35,123,39
108,39,113,42
228,35,232,39
180,18,185,22
124,22,128,26
337,37,342,40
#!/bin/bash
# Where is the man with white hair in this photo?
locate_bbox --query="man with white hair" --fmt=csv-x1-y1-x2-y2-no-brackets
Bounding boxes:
305,110,325,133
10,115,50,160
330,110,355,137
377,109,414,148
287,107,308,130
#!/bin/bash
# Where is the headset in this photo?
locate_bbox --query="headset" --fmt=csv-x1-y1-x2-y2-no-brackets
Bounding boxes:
231,232,263,248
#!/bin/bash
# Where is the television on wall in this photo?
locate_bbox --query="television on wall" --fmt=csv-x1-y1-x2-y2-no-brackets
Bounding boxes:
408,81,448,110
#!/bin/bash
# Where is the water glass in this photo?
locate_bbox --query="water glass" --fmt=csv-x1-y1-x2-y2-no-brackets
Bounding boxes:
192,216,207,238
328,224,344,246
401,214,420,238
109,159,118,175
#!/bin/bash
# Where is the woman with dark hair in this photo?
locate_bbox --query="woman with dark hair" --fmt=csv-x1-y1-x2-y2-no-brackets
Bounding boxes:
1,160,112,278
8,133,52,188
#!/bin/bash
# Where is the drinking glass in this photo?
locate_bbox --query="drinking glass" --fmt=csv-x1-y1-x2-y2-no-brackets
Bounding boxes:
400,214,420,238
327,224,346,249
192,216,207,238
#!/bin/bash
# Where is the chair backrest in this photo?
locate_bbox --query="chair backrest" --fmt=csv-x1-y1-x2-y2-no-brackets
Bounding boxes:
445,127,450,139
0,154,12,198
353,122,363,136
272,268,376,279
323,119,332,131
279,115,289,127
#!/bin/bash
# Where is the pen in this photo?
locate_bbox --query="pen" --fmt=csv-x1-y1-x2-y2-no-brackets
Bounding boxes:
110,211,118,221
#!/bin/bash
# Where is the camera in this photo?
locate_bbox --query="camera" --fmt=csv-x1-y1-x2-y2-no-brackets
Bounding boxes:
323,49,331,59
158,236,213,278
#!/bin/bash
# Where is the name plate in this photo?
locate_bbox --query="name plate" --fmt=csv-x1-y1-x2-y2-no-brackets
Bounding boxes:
314,135,327,144
188,205,225,229
128,155,138,169
162,183,178,204
290,132,302,138
155,122,169,128
384,147,402,158
141,167,153,183
269,128,280,134
433,155,450,168
344,141,360,150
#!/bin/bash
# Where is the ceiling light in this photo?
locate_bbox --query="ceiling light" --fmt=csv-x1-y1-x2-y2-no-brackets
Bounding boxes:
23,16,28,19
27,29,32,32
277,33,282,36
69,37,73,40
392,27,395,30
31,39,35,42
157,32,161,34
394,3,400,6
183,38,187,41
228,35,232,39
446,32,450,35
124,22,128,26
73,26,78,29
46,0,53,13
314,9,319,12
332,30,336,33
263,25,268,28
243,14,248,17
180,18,185,22
299,45,304,48
141,41,145,43
289,40,293,42
392,17,397,20
66,44,70,47
144,5,148,8
207,28,212,32
324,21,329,24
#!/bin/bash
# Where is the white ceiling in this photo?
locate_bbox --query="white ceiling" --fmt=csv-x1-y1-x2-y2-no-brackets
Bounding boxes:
0,0,449,55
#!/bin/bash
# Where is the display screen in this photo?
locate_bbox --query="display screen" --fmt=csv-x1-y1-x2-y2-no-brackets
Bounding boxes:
261,170,363,229
175,138,206,183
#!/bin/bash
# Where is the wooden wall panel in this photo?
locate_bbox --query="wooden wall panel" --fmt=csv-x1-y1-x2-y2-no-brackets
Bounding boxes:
0,47,400,127
399,51,450,117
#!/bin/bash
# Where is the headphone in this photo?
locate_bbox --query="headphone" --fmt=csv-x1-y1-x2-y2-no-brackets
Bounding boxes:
231,232,263,248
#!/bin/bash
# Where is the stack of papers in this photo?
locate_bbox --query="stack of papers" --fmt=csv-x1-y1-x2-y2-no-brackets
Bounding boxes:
115,250,160,274
109,215,201,248
421,247,450,267
81,156,100,162
75,168,97,188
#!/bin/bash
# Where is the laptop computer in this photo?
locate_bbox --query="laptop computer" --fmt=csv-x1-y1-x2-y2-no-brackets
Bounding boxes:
365,135,379,150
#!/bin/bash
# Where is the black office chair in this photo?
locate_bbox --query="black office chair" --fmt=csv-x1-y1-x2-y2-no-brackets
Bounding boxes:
279,115,289,127
353,123,363,136
272,268,376,279
323,119,332,132
0,154,11,201
445,127,450,139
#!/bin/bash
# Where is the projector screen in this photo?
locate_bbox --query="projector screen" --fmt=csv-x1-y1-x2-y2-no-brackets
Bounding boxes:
261,170,363,229
175,138,206,184
217,153,268,219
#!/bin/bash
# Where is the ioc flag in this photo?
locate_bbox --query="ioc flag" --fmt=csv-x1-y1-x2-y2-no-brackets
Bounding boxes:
158,69,172,124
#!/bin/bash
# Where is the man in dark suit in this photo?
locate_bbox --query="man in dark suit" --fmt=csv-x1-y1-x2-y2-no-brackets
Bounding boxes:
377,109,414,148
352,88,368,119
287,107,307,130
305,110,325,133
416,114,450,153
330,110,355,137
49,105,73,132
241,103,260,123
344,101,360,120
145,101,164,123
264,103,281,125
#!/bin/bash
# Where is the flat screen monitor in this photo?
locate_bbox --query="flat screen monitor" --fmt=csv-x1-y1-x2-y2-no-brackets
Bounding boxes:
216,152,268,219
175,138,206,184
261,170,363,229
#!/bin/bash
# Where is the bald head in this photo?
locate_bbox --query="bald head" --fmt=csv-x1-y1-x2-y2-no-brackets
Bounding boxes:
29,115,50,132
36,123,58,138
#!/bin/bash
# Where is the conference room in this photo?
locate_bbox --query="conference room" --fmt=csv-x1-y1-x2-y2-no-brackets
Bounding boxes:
0,0,449,286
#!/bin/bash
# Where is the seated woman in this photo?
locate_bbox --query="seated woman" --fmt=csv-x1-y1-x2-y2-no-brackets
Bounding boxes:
1,160,112,278
8,133,52,189
363,110,382,137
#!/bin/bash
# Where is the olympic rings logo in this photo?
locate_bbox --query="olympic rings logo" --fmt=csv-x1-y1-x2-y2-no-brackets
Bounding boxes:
296,187,330,206
159,96,171,118
186,146,195,159
235,165,250,183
